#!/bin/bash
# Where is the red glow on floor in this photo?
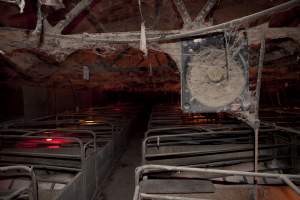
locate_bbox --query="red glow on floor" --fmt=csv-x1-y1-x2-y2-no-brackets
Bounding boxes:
16,137,73,148
47,145,60,149
44,138,73,144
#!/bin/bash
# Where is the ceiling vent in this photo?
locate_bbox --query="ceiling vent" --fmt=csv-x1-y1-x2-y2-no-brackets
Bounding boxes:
181,31,250,113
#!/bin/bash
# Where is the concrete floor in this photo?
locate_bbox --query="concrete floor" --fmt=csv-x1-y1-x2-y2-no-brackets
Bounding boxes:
98,110,149,200
100,137,142,200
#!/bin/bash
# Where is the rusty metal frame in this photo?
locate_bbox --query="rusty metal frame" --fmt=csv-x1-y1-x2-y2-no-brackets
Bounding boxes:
133,165,300,200
0,104,141,200
142,127,289,163
136,104,300,200
0,165,38,200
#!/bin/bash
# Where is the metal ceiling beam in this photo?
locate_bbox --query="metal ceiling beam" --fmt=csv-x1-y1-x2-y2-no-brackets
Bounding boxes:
162,0,300,41
0,0,298,60
193,0,218,27
87,10,107,32
50,0,94,34
172,0,193,28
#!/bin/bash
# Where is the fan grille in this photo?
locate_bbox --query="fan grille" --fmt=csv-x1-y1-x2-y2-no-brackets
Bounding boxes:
187,48,246,108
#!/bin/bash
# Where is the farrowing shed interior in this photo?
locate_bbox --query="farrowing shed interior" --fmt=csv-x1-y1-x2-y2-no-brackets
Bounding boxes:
0,0,300,200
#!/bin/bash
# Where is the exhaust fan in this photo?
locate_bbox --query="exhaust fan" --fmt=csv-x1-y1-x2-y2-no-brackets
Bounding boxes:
181,31,250,113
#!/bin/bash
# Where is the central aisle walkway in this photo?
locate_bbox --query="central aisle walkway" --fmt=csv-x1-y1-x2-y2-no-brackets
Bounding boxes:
98,108,149,200
101,137,142,200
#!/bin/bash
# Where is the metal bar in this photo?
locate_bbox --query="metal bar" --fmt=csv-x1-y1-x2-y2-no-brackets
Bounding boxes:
144,144,289,160
145,126,207,137
51,0,94,33
145,129,257,139
134,165,300,200
146,135,256,146
159,0,300,41
33,165,81,172
256,30,266,119
0,135,85,166
0,151,81,159
3,186,29,200
254,32,266,199
186,155,290,168
140,193,210,200
194,0,218,24
172,0,193,28
0,166,38,200
142,128,278,163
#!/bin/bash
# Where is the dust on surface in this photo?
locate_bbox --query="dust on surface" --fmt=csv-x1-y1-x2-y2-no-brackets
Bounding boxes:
187,48,246,108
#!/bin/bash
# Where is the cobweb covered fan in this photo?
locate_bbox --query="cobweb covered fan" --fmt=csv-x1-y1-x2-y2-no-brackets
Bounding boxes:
181,31,250,113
